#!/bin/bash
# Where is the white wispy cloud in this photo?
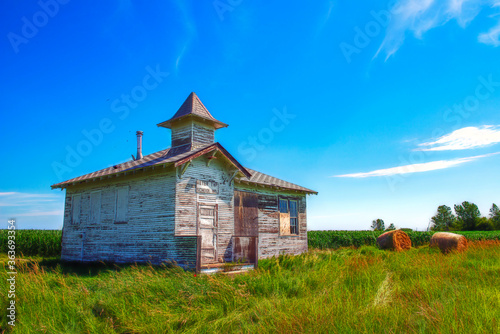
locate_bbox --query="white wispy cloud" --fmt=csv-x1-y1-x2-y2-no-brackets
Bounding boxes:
0,192,58,201
334,152,498,178
417,125,500,151
0,191,62,210
0,192,64,228
316,1,335,33
478,3,500,46
376,0,500,59
172,0,197,73
15,210,64,217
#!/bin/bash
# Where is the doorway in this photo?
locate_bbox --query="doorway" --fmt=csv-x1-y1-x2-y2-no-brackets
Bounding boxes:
233,191,259,264
198,204,218,264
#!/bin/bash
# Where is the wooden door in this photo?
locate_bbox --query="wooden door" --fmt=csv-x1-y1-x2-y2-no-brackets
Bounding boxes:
234,191,259,237
198,204,218,264
233,191,259,263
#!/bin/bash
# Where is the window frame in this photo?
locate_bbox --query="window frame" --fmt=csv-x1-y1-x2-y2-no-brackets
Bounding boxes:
279,198,288,214
278,197,300,236
289,200,298,235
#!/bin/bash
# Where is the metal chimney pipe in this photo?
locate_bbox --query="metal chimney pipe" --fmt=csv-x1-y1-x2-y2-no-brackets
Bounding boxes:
136,131,143,160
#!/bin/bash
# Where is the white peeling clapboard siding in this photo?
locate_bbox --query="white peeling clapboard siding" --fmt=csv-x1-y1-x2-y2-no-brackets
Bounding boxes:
175,155,234,262
171,123,193,147
72,194,81,224
192,122,215,148
61,167,197,267
115,187,129,222
234,183,308,258
90,191,101,223
171,121,215,149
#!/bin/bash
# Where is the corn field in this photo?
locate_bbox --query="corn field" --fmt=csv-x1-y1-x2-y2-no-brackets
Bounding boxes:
0,229,62,257
307,230,500,249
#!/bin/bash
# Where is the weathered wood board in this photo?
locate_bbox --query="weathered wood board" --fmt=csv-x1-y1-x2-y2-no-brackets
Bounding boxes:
175,156,234,263
233,236,257,263
198,204,217,264
234,183,308,259
234,191,259,237
279,213,291,235
171,120,215,149
61,167,196,268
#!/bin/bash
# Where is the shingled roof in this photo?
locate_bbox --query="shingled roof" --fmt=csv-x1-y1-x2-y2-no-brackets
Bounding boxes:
237,169,317,194
157,92,228,129
51,143,246,189
51,143,316,194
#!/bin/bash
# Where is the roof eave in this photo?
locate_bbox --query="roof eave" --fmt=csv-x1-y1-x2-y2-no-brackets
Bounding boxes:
157,114,228,129
50,162,176,190
234,179,317,195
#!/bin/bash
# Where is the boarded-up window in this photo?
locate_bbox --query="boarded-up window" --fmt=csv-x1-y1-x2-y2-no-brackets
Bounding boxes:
90,191,101,223
115,187,129,223
279,199,290,235
279,198,299,235
72,194,81,224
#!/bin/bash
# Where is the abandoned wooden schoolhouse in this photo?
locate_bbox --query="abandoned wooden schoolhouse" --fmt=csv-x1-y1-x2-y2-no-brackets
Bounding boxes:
52,92,317,271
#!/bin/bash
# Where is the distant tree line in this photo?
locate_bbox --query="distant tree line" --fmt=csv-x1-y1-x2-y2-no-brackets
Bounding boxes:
369,201,500,232
430,202,500,231
370,219,396,231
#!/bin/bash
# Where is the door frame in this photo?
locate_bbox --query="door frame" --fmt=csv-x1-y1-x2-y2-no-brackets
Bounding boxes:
233,190,259,265
197,202,218,264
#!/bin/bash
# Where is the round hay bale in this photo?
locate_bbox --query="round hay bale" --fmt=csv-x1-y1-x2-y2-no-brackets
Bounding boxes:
376,230,412,251
430,232,467,254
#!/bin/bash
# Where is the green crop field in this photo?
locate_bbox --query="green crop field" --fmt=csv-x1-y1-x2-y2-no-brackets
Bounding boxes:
307,230,500,249
2,229,499,258
0,230,62,257
1,240,499,333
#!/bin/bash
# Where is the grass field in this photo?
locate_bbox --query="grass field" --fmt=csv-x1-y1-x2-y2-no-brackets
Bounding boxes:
1,241,499,333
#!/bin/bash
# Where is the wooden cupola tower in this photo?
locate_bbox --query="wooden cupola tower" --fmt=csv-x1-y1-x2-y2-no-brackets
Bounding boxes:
157,92,228,150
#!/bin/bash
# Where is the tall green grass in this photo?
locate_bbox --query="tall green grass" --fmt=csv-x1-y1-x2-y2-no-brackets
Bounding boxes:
0,230,61,257
1,241,498,333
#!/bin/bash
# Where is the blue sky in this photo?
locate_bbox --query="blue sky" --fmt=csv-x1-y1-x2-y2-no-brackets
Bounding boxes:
1,0,500,230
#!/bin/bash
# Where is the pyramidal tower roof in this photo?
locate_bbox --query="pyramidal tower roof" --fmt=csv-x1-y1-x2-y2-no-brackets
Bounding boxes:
157,92,228,129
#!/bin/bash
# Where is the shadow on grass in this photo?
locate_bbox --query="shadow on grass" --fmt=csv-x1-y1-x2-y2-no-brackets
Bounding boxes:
16,257,190,278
